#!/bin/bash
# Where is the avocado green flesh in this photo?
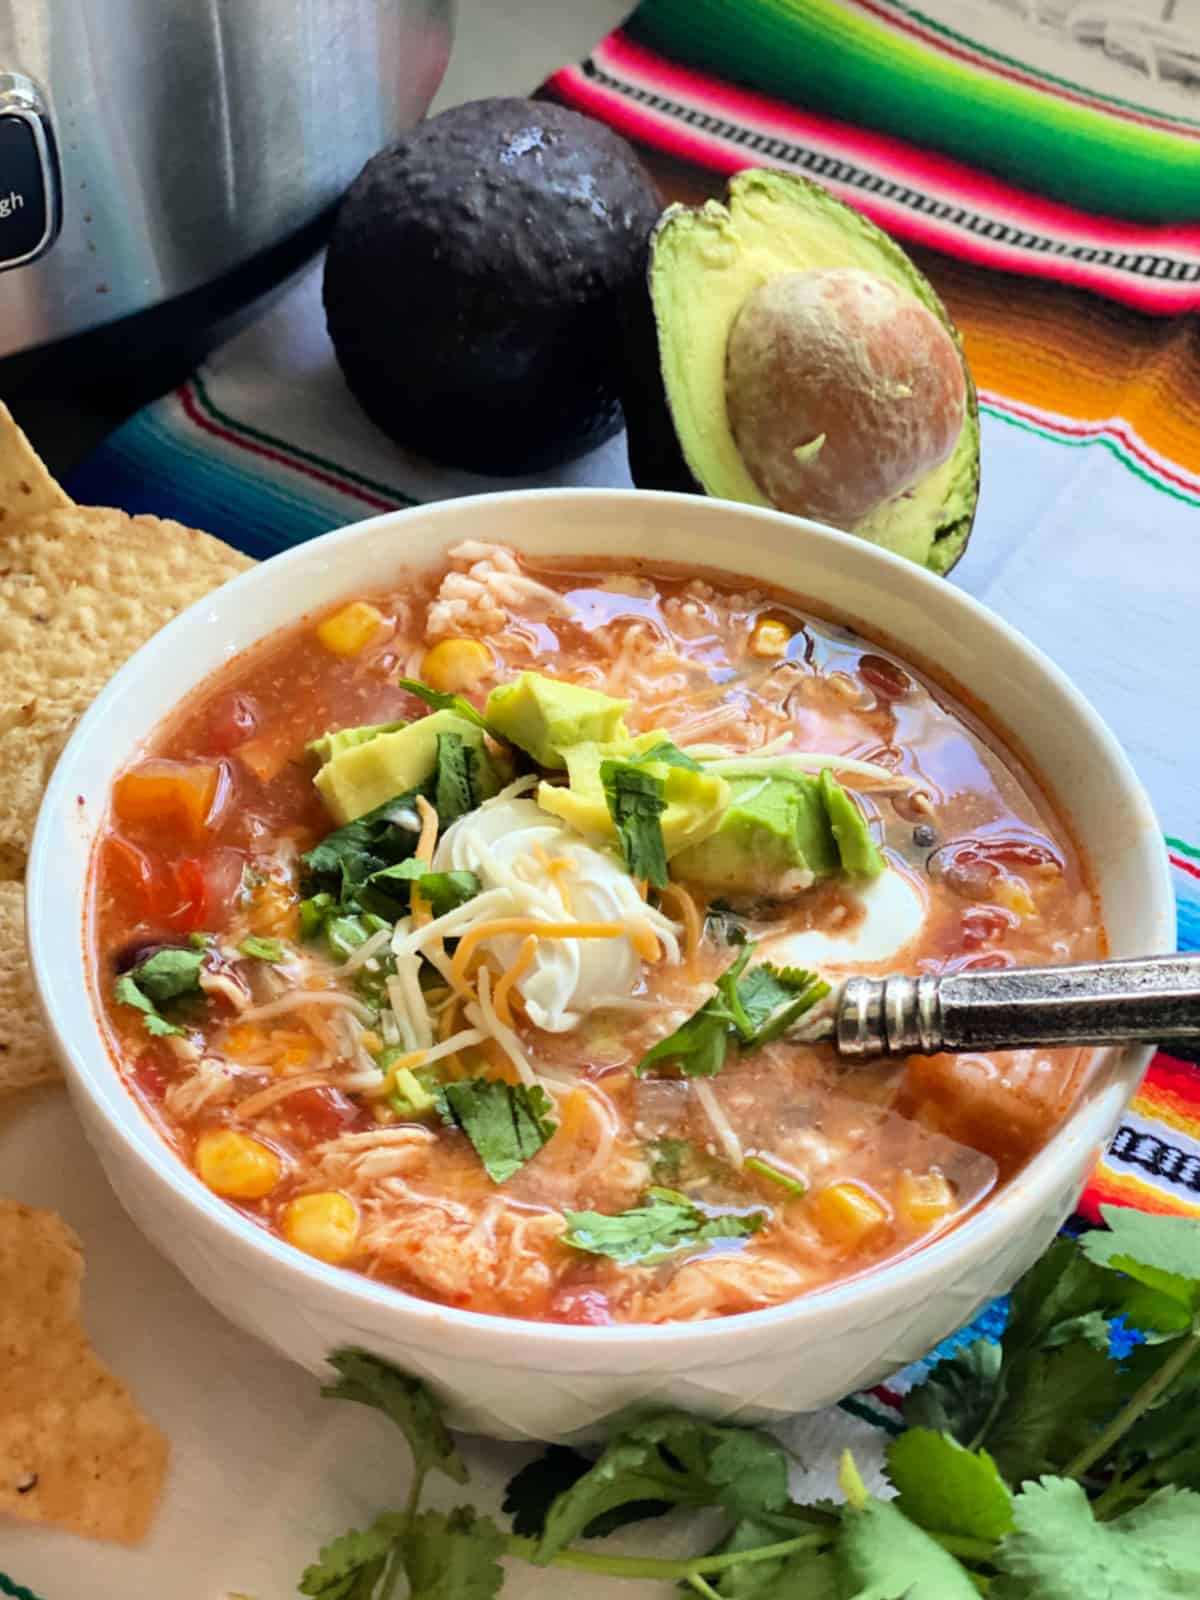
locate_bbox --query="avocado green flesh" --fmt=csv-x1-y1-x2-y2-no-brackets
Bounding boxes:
650,169,980,574
486,672,630,769
672,767,884,892
313,710,490,824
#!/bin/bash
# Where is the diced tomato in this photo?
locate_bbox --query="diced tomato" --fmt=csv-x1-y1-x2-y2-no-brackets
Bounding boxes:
131,1050,171,1102
286,1087,364,1141
935,836,1063,902
952,951,1013,972
113,759,220,841
960,905,1015,949
206,692,259,751
169,858,208,933
548,1287,614,1326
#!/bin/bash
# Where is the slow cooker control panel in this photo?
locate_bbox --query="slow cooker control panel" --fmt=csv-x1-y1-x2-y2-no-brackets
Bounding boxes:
0,71,60,271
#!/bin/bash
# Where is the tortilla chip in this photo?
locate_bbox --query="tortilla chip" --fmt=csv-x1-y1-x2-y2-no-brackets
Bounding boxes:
0,402,73,525
0,882,56,1092
0,430,253,1092
0,1199,169,1543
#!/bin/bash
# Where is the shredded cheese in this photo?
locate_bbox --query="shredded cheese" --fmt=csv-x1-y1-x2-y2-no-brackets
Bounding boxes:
629,919,661,963
492,935,538,1028
469,968,539,1087
238,990,376,1026
658,882,702,977
449,918,626,990
233,1073,331,1119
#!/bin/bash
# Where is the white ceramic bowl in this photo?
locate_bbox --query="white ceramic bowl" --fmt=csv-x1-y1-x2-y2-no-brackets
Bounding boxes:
27,490,1173,1442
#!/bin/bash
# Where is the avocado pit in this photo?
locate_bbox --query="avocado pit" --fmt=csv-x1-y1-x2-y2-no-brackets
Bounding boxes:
724,268,967,527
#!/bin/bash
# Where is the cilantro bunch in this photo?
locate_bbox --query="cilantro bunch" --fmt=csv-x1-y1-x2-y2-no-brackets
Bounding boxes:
296,1206,1200,1599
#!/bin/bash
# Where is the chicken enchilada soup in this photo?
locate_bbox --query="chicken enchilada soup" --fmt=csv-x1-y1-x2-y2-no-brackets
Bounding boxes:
92,542,1102,1324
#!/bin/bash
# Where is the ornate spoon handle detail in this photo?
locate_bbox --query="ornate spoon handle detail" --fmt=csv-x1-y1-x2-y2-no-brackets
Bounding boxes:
834,954,1200,1060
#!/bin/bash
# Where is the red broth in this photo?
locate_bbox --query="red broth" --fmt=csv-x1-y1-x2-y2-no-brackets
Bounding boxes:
90,545,1102,1324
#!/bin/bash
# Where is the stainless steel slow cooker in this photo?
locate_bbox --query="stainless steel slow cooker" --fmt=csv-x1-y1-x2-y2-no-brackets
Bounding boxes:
0,0,452,362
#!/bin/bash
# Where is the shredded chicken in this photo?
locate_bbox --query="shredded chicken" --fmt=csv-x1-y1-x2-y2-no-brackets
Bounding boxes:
358,1185,565,1309
636,1250,813,1323
425,541,576,641
305,1126,437,1190
164,1056,249,1120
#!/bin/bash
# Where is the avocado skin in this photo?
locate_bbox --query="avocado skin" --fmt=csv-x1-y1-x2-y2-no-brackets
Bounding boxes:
323,98,662,475
620,182,980,574
620,214,702,496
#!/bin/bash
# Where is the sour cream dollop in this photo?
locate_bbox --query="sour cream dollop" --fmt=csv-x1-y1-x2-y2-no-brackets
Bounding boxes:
761,863,927,974
432,795,681,1032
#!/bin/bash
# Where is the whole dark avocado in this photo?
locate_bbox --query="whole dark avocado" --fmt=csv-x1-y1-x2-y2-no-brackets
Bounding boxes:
323,98,662,475
623,170,981,574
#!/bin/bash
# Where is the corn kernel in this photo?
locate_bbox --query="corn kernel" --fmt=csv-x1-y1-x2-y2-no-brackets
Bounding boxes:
316,601,385,657
898,1169,957,1229
281,1191,359,1264
195,1128,282,1199
420,637,493,693
810,1181,890,1249
993,875,1037,918
750,618,791,659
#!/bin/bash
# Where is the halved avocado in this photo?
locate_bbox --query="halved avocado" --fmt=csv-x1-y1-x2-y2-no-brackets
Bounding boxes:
623,170,980,574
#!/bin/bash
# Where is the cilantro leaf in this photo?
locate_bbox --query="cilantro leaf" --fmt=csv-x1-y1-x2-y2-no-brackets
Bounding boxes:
887,1429,1014,1542
412,870,480,919
1080,1205,1200,1317
905,1338,1003,1446
1005,1236,1124,1353
398,678,490,732
367,858,481,918
600,759,669,889
636,944,750,1078
992,1478,1200,1600
533,1414,790,1563
837,1451,979,1598
298,1513,406,1599
239,935,286,962
985,1341,1125,1486
126,947,205,1005
113,955,203,1038
434,731,494,826
321,1349,467,1485
439,1079,557,1184
636,946,827,1077
302,788,431,920
721,961,829,1046
403,1507,505,1600
563,1187,764,1266
502,1445,673,1539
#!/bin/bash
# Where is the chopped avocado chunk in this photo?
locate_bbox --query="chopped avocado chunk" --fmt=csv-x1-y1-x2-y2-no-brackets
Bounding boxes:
820,767,885,877
537,733,729,858
628,169,980,574
486,672,629,768
672,765,882,892
306,720,407,766
313,710,497,824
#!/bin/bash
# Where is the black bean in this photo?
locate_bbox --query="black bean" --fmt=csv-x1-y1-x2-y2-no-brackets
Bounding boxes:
913,823,938,849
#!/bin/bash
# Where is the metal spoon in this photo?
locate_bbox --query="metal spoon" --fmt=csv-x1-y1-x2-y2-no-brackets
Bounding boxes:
826,954,1200,1060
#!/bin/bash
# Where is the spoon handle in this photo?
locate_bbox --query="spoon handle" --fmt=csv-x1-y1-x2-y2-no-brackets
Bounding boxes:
835,954,1200,1060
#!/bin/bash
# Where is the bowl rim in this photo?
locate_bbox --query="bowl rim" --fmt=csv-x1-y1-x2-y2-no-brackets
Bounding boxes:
26,487,1175,1354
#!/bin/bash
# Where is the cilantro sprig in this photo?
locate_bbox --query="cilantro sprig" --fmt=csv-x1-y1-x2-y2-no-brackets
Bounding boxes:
438,1078,557,1184
114,946,207,1037
562,1187,765,1265
293,1207,1200,1600
636,942,830,1077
